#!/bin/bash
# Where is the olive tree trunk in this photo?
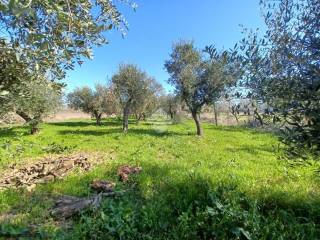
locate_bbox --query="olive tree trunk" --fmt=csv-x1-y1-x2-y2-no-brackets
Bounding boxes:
30,118,41,134
191,111,202,136
231,111,239,124
123,104,130,132
97,113,102,125
136,113,143,125
31,125,39,134
16,110,32,122
213,102,218,126
93,111,102,125
254,108,264,126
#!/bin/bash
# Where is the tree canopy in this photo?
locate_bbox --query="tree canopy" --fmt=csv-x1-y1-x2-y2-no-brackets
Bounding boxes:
111,64,161,132
0,0,135,80
240,0,320,156
165,41,238,135
67,84,119,125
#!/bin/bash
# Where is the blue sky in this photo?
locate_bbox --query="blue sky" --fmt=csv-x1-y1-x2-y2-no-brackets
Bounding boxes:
65,0,265,93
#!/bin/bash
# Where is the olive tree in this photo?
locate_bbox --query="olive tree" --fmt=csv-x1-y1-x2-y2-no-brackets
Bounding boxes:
0,40,27,97
0,1,133,121
67,84,118,125
132,78,163,123
160,94,180,120
165,41,237,135
0,40,62,132
241,0,320,156
0,40,30,117
12,80,61,134
111,64,159,132
0,0,135,81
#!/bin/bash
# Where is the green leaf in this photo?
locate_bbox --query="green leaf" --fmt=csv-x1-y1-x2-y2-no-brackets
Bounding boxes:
0,3,7,11
8,0,16,10
0,90,10,96
232,227,251,240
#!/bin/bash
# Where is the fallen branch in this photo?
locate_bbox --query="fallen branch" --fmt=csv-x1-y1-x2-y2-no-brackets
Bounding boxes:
51,190,127,219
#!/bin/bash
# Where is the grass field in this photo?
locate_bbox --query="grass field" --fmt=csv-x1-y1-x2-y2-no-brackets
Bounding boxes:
0,118,319,239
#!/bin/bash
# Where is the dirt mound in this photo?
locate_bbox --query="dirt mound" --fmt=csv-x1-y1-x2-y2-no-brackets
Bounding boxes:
117,165,142,182
0,153,105,190
90,180,116,193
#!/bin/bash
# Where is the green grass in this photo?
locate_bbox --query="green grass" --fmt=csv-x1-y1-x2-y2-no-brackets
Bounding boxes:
0,118,319,239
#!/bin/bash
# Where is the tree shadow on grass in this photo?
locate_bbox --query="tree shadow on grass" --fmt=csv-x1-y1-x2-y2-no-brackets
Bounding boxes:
1,160,319,239
140,121,173,127
225,144,279,156
57,128,122,136
70,162,320,238
0,126,29,138
57,127,188,137
48,119,125,128
128,128,188,137
205,124,270,135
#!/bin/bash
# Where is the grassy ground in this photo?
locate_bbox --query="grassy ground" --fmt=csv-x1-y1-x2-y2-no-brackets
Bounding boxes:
0,118,319,239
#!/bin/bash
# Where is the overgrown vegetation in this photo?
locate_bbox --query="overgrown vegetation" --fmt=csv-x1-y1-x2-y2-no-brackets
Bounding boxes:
0,119,319,239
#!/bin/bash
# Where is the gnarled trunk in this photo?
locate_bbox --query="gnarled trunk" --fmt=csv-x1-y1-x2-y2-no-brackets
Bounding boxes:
231,111,239,124
213,102,218,126
169,105,174,119
31,125,39,134
16,110,32,122
93,111,102,125
136,113,143,125
30,118,40,134
123,104,130,132
191,111,202,136
170,111,174,119
254,108,264,126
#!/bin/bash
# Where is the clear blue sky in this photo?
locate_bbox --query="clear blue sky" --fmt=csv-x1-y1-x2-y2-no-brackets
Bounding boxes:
65,0,265,93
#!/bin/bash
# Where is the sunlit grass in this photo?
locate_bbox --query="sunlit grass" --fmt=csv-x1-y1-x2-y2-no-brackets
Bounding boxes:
0,118,319,239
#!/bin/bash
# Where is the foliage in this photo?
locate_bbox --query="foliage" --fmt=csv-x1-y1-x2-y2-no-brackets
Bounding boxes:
42,142,76,154
240,0,320,156
132,77,163,122
0,40,28,99
0,40,33,116
0,0,135,81
3,79,61,134
165,41,238,135
67,84,119,125
0,0,133,123
112,64,161,131
160,94,181,120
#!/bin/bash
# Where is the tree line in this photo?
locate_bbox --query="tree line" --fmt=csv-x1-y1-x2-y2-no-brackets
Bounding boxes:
67,64,163,132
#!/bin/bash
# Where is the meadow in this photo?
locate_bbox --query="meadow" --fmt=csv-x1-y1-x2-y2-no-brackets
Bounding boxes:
0,118,319,239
